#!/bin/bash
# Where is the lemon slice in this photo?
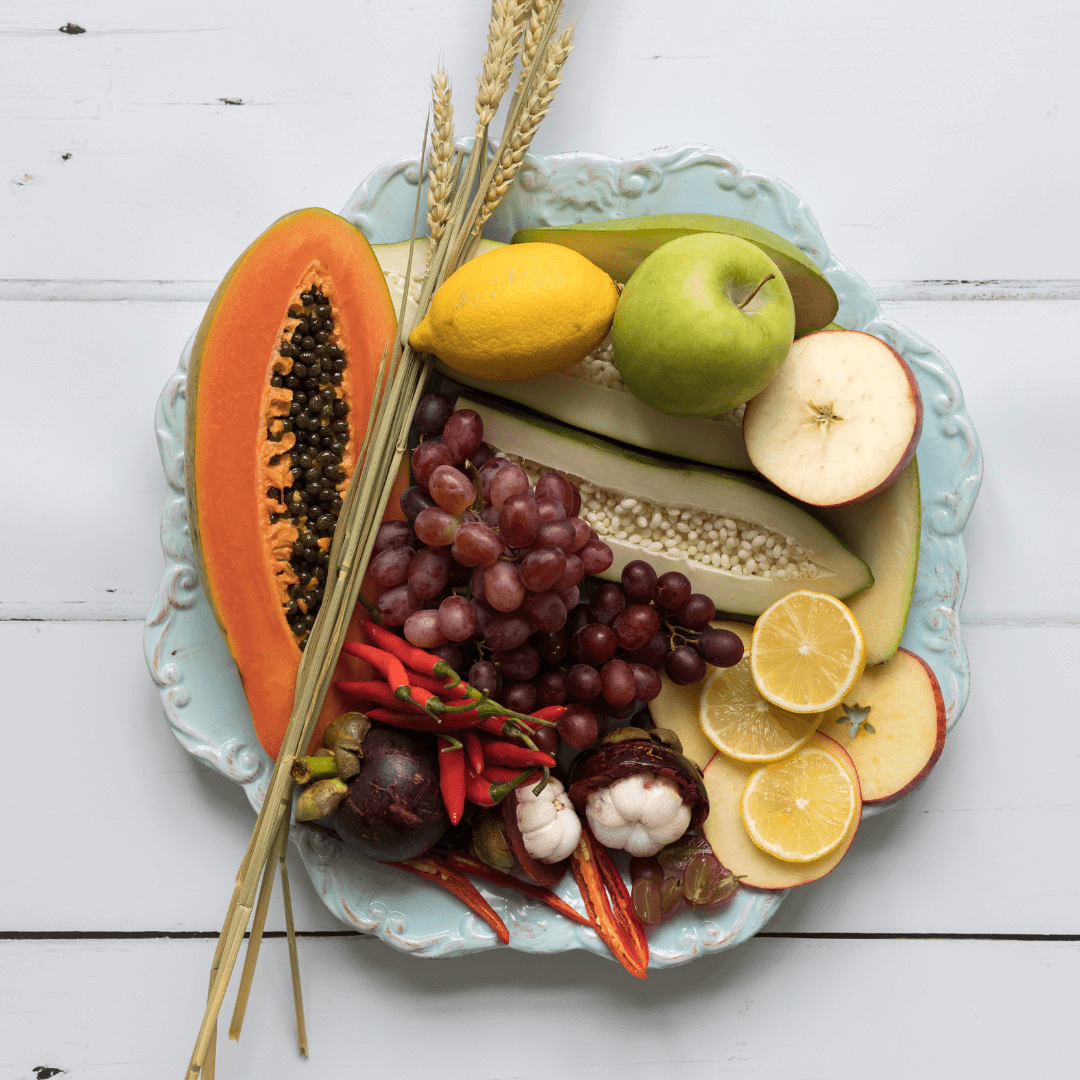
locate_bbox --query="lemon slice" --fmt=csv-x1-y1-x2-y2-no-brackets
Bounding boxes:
750,590,867,713
739,744,859,862
699,656,822,763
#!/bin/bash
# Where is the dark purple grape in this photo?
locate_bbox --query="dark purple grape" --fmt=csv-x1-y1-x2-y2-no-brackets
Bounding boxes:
519,548,567,592
485,614,532,651
493,643,541,681
589,583,626,626
478,456,512,502
621,559,658,605
522,591,567,634
631,878,662,926
501,680,538,714
629,662,662,702
535,497,567,525
664,644,707,685
531,723,560,757
441,409,484,464
564,517,592,553
404,609,447,648
428,641,464,672
535,471,575,515
675,593,716,630
407,545,451,599
653,571,692,612
570,623,618,666
622,631,671,668
437,594,476,642
452,521,504,567
469,659,500,698
469,566,486,604
601,700,637,720
611,603,660,650
471,443,495,470
400,484,438,522
557,704,598,750
499,492,540,547
566,603,593,639
376,583,423,627
578,538,614,575
481,504,501,529
534,520,575,550
534,669,567,708
411,440,454,488
428,464,476,515
414,507,459,546
471,597,495,639
697,627,745,668
413,393,452,435
485,561,526,612
557,585,580,610
372,520,415,556
368,545,415,587
599,658,636,707
489,463,530,509
565,663,601,703
554,555,584,591
533,629,569,666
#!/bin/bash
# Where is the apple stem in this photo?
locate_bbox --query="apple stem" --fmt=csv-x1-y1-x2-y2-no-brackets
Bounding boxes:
739,273,776,310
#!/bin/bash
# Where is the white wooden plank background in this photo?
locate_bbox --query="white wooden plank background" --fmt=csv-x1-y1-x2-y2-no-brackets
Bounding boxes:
2,1,1077,1077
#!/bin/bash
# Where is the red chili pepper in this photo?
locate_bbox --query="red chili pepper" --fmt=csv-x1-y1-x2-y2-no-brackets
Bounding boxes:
335,679,438,714
530,706,568,724
407,669,474,701
570,827,650,979
461,729,485,775
477,735,556,769
437,737,465,826
443,851,592,928
365,623,461,687
481,763,542,786
464,764,537,807
383,855,509,945
341,641,410,693
364,708,482,733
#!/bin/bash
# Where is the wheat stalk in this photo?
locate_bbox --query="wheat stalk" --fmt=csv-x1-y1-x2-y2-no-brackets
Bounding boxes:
426,69,455,244
515,0,553,95
475,0,528,132
474,23,574,233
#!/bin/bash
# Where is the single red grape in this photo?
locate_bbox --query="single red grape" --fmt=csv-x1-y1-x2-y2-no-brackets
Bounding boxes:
535,471,575,515
564,517,592,553
589,583,626,626
534,520,575,550
478,456,512,502
371,520,414,556
376,583,423,627
653,570,692,612
556,585,580,610
629,662,662,702
599,658,636,707
471,443,495,470
436,594,476,642
501,680,538,714
453,521,504,567
570,623,617,665
565,663,601,704
485,560,526,612
553,554,584,591
519,547,567,592
489,463,530,509
411,440,453,488
407,545,452,599
665,644,707,685
622,630,671,668
675,593,716,630
469,659,500,698
428,641,464,672
611,603,660,650
492,643,541,681
697,627,745,667
533,629,569,666
557,704,598,750
531,722,560,757
484,613,532,650
631,878,662,926
368,545,415,587
414,507,460,546
578,538,614,574
522,590,568,633
413,393,452,435
400,485,437,521
427,464,476,515
534,669,567,708
404,609,447,648
499,492,540,547
535,497,567,524
441,408,483,464
620,559,657,604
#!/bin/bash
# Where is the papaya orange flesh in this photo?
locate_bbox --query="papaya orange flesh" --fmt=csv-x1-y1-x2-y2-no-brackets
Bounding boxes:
185,207,402,760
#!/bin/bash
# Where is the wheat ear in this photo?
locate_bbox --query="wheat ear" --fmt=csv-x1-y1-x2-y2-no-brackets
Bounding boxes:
426,69,455,244
515,0,553,95
476,0,529,132
475,23,574,232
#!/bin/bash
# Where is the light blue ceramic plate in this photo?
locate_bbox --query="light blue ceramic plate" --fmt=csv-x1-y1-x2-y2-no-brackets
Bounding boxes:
145,145,982,968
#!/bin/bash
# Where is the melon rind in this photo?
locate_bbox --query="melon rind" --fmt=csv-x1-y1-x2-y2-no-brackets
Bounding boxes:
437,363,754,471
459,396,873,617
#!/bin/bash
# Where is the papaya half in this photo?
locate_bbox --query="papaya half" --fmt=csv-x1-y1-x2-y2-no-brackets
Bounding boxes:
185,207,407,761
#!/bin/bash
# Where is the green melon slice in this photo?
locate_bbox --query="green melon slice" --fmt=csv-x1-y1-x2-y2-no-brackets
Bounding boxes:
437,362,754,471
511,213,838,337
818,458,921,666
460,396,872,617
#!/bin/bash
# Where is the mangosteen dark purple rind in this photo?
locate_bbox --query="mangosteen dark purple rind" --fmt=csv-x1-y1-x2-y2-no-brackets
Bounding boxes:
568,738,709,831
328,724,448,862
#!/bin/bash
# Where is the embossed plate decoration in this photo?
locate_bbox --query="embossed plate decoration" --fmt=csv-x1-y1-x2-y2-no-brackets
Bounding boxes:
145,145,982,968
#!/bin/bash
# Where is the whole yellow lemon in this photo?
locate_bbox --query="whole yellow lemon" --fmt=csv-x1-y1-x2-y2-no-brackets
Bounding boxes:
408,242,619,381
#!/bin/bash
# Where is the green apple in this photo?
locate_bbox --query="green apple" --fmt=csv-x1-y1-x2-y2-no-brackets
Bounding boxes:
612,233,796,418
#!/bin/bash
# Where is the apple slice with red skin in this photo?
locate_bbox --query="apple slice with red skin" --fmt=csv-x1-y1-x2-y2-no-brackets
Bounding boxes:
701,731,862,889
823,647,946,804
742,329,923,507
